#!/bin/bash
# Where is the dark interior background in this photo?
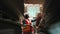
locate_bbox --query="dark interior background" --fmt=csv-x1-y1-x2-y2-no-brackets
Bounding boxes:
0,0,24,34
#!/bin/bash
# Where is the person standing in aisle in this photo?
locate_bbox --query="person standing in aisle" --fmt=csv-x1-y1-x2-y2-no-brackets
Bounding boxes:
22,14,33,34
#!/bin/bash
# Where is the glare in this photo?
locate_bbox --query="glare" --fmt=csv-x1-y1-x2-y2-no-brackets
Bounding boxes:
24,4,41,18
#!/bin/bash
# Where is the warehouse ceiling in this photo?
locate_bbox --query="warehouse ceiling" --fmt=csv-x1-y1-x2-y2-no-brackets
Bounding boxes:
24,0,45,4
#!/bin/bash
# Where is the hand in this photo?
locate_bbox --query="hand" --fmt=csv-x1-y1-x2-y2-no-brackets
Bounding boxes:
36,26,38,29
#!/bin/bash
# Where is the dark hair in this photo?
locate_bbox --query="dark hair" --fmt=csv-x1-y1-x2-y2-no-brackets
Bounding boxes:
24,14,29,19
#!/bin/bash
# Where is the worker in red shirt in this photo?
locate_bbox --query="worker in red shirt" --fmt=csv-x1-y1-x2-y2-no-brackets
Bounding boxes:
22,14,33,34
